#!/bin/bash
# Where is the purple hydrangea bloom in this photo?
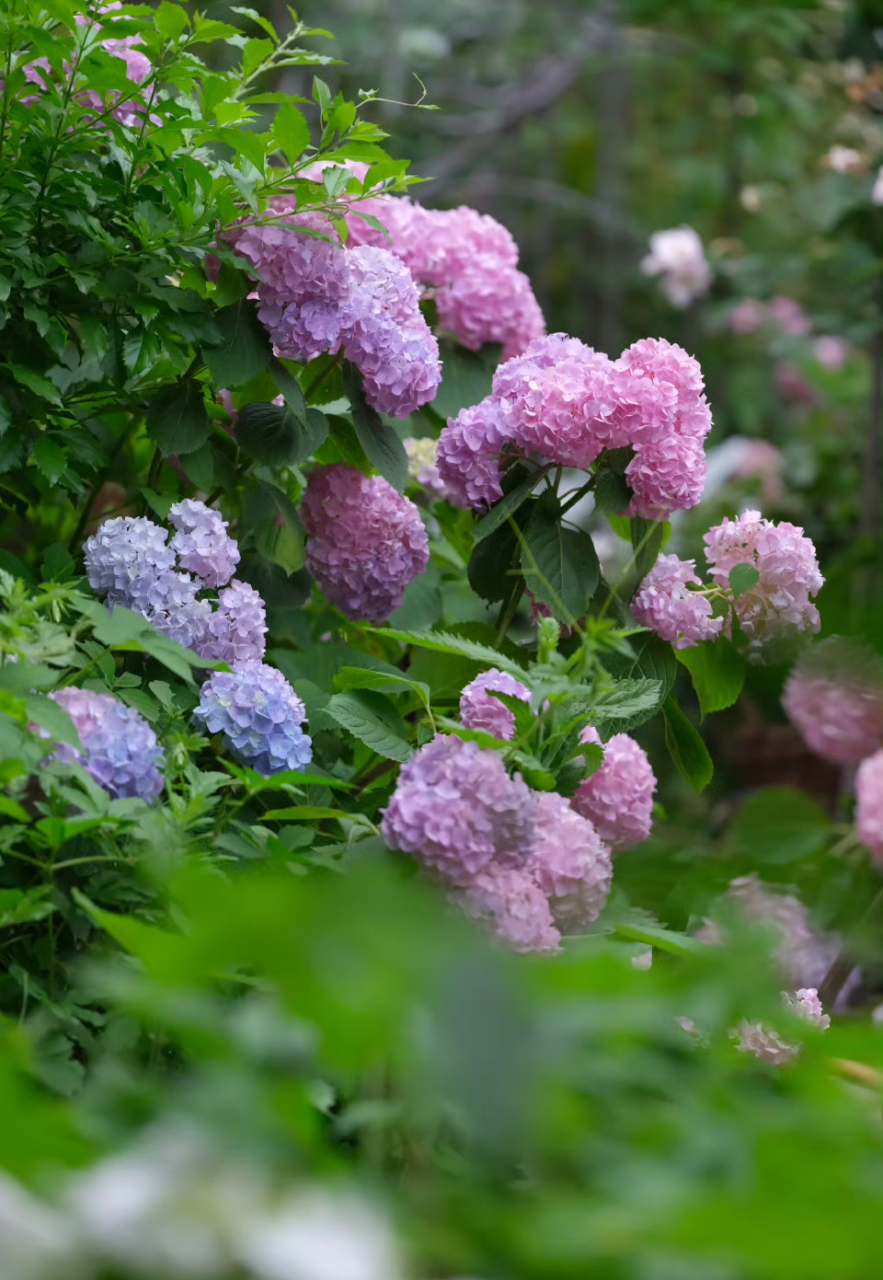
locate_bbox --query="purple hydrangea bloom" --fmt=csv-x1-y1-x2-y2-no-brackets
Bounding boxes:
300,464,429,623
527,791,613,932
455,865,561,954
856,749,883,865
199,580,267,667
148,575,213,653
380,735,535,887
631,553,724,649
194,662,312,776
572,726,657,852
83,516,175,614
435,398,510,510
48,687,164,801
168,499,240,589
459,668,532,741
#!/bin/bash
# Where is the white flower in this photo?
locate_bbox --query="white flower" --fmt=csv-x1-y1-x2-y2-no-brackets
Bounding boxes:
238,1189,403,1280
640,226,712,308
824,145,862,173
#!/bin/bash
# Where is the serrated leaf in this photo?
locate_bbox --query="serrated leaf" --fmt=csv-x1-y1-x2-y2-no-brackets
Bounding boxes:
343,363,407,492
593,467,632,516
30,437,66,485
603,631,678,702
236,402,326,466
145,379,210,455
676,636,746,720
662,695,713,792
332,665,431,714
593,678,663,732
370,627,527,677
0,886,56,930
467,519,522,605
273,99,310,163
7,364,63,406
325,690,412,762
521,506,600,625
630,517,667,582
202,298,272,388
154,0,189,39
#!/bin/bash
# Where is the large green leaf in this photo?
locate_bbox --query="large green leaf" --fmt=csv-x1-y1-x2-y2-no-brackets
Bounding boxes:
371,627,527,676
325,690,413,762
676,636,746,720
236,401,328,466
202,298,272,388
343,364,407,492
145,379,210,455
593,678,664,734
662,695,713,792
521,504,600,625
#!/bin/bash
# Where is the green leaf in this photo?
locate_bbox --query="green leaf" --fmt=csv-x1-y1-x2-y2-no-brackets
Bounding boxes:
23,694,81,749
270,356,308,420
731,787,831,864
593,678,663,733
155,0,189,38
593,466,632,517
202,298,272,388
611,919,708,957
729,562,760,599
240,483,304,573
325,690,412,762
0,664,59,694
473,469,545,543
145,380,210,455
370,627,527,677
0,887,56,930
630,517,668,582
521,504,600,625
602,632,678,703
333,666,431,707
273,100,311,163
7,364,63,406
662,695,713,792
29,437,66,486
236,402,327,466
676,636,746,720
468,518,523,605
343,364,407,492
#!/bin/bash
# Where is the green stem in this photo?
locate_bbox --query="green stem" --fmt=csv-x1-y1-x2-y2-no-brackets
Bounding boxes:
494,577,526,648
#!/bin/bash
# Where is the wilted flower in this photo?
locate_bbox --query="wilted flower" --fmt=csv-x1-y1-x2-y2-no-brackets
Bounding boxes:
572,727,656,852
194,662,312,776
300,464,429,623
47,686,165,801
640,226,712,308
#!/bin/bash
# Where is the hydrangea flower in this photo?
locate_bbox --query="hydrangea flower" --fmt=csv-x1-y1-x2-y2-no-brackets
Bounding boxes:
435,257,546,360
640,227,712,308
459,669,532,741
704,510,824,661
200,580,267,667
83,515,175,613
300,464,429,623
625,433,707,519
632,553,724,649
194,662,312,776
735,988,830,1066
856,749,883,864
435,399,509,510
48,687,164,801
782,638,883,765
572,727,656,851
380,735,535,887
455,865,561,954
168,499,240,589
527,791,613,931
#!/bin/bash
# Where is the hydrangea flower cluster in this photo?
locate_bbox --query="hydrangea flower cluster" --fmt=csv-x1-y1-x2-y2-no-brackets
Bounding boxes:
632,553,724,649
856,750,883,864
194,662,312,776
300,464,429,623
47,687,164,801
735,988,830,1066
83,503,266,667
703,510,824,661
403,437,452,501
640,227,712,308
381,733,615,953
572,726,657,852
225,210,441,417
436,334,712,518
458,668,532,741
782,638,883,765
345,196,545,359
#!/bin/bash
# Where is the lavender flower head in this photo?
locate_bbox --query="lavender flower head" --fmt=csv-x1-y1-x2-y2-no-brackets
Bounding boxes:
48,687,164,801
300,464,429,623
572,726,657,852
527,791,613,932
704,510,824,662
194,662,312,776
632,553,724,650
455,865,561,954
459,668,532,741
83,515,175,613
856,749,883,865
380,735,535,887
782,638,883,765
168,499,240,589
199,580,267,668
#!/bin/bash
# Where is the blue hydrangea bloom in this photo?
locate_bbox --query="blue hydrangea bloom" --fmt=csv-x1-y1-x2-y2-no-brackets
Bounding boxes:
193,661,312,775
48,687,165,801
83,516,175,614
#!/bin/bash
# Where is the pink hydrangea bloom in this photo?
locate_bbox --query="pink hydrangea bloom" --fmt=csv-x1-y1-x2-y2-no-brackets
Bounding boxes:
782,638,883,765
380,736,535,886
856,749,883,864
814,335,849,370
436,399,510,510
625,433,707,519
436,257,546,360
300,464,429,623
735,988,830,1066
527,791,613,931
729,299,767,334
703,510,823,661
456,865,561,954
632,553,724,649
572,727,656,851
768,296,812,336
459,668,532,741
614,337,713,442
